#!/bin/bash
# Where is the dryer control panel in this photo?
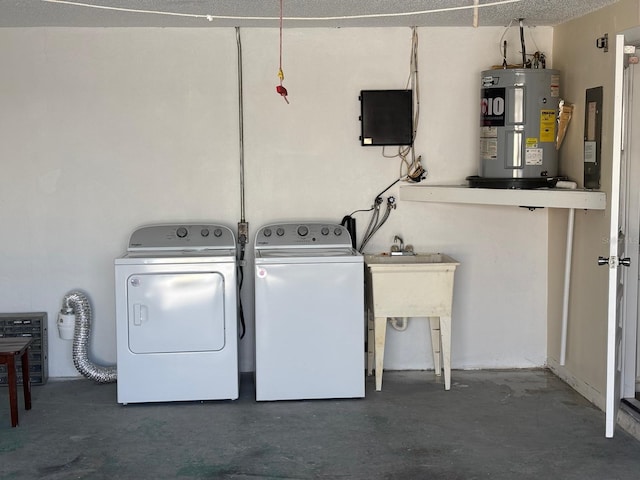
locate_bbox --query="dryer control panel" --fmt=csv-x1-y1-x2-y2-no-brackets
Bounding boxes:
128,224,236,251
255,223,352,248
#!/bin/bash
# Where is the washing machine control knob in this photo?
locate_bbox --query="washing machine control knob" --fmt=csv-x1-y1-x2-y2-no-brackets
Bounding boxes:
263,228,272,237
276,228,285,236
297,225,309,237
201,228,210,237
176,227,188,238
321,227,330,236
213,228,222,237
334,227,342,236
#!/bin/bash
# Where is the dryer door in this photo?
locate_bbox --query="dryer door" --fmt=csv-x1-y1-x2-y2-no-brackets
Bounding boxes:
126,272,226,354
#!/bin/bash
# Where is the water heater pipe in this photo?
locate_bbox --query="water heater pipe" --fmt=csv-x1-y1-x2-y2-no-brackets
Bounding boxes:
519,18,526,67
560,208,575,365
472,0,479,27
61,290,117,383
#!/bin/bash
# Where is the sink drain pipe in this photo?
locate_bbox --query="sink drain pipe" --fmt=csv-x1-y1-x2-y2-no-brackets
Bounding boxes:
58,290,117,383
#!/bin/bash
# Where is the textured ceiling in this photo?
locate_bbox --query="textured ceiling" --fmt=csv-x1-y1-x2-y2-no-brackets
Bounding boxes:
0,0,620,28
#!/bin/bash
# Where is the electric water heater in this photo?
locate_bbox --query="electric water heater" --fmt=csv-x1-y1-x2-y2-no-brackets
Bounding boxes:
472,68,561,189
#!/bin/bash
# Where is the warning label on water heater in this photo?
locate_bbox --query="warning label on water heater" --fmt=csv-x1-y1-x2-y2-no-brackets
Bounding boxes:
539,110,556,142
480,126,498,160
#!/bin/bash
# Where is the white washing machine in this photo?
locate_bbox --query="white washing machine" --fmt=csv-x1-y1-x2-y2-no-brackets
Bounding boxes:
254,222,365,401
115,224,238,404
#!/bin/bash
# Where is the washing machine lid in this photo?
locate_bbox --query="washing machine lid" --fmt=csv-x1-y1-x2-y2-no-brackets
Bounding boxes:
256,248,357,258
255,247,362,264
117,248,236,265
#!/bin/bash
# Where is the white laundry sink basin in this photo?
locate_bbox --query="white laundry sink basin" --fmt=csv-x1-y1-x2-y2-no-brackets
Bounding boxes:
364,253,458,265
364,253,459,317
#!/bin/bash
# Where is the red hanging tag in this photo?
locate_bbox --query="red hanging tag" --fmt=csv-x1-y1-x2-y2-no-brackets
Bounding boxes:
276,0,289,104
276,84,289,104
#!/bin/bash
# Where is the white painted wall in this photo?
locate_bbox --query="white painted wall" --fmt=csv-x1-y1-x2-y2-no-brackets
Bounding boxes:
0,25,552,378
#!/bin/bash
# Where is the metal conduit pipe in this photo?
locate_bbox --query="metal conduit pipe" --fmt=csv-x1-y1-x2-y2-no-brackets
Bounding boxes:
61,290,117,383
236,26,246,225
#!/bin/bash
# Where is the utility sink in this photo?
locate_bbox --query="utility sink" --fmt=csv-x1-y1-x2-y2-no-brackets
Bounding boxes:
364,253,459,316
364,252,460,391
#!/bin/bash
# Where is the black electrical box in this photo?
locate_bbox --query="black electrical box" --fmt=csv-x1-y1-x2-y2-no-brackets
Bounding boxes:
359,90,413,146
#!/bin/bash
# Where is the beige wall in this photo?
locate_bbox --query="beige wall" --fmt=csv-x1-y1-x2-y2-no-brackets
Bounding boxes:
548,0,640,408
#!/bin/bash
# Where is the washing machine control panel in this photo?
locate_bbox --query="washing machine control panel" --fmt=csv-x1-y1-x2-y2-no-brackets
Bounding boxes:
128,224,235,251
255,223,352,248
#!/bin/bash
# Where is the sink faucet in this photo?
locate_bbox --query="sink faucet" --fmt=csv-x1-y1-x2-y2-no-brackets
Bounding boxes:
393,235,404,251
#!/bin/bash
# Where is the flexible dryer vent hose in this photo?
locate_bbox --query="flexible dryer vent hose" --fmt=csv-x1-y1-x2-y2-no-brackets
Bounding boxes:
61,290,117,383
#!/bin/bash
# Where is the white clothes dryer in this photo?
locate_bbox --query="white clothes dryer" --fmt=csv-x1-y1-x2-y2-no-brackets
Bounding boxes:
254,222,365,401
115,224,238,404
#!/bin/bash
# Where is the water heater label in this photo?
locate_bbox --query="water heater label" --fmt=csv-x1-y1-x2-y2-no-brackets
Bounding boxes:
481,88,505,127
480,127,498,160
550,74,560,97
482,75,496,87
539,110,556,142
482,126,498,137
480,138,498,160
525,148,543,165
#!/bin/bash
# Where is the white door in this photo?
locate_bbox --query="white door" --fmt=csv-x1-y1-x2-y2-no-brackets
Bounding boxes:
603,34,633,438
127,271,226,354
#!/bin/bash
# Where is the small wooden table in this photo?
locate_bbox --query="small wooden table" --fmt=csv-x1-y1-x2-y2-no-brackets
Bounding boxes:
0,337,33,427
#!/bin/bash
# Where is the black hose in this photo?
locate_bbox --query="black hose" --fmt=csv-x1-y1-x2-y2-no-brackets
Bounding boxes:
519,19,526,67
341,216,357,249
237,246,246,339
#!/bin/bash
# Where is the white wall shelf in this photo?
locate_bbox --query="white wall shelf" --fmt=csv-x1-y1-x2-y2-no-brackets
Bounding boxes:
400,185,607,210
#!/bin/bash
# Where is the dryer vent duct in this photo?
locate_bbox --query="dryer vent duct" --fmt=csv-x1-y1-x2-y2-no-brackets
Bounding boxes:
60,290,117,384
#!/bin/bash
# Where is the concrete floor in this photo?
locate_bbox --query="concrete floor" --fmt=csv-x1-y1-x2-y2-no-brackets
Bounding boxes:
1,369,640,479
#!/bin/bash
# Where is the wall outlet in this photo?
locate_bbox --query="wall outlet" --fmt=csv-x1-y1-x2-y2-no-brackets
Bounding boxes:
237,222,249,245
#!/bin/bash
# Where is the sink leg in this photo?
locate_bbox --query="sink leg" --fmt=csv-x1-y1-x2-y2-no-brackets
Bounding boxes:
429,317,441,376
441,316,452,391
374,316,387,391
367,308,374,376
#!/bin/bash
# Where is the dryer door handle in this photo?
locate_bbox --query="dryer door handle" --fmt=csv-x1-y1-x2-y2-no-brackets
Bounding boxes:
133,304,148,326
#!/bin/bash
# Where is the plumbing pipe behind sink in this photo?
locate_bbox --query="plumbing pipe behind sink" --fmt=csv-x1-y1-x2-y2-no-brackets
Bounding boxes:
390,317,409,331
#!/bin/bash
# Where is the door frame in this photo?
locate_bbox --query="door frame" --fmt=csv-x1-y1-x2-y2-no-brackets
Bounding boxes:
621,51,640,402
618,26,640,413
